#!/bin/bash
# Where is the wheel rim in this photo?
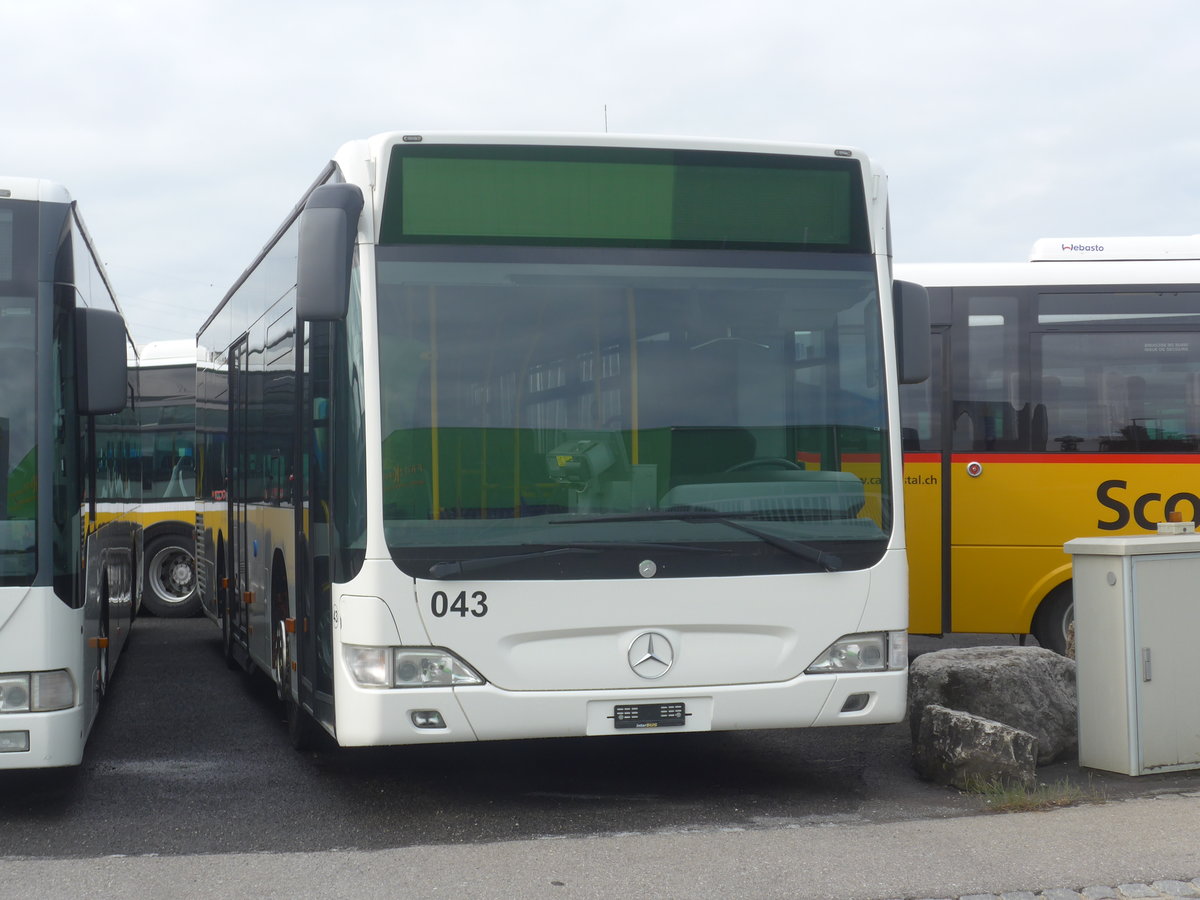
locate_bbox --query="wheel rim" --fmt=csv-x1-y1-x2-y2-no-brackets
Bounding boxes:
1058,601,1075,650
97,600,109,696
148,545,196,606
274,621,289,700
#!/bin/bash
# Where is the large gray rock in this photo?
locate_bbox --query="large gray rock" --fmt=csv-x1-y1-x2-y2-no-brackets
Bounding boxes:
908,646,1077,764
913,704,1038,790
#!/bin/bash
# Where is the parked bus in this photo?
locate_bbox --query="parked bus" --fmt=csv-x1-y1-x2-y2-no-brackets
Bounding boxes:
131,340,199,617
897,235,1200,653
0,177,140,769
196,132,929,750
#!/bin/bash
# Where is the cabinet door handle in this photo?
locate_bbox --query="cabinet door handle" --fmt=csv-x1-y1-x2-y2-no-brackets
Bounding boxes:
1142,647,1153,683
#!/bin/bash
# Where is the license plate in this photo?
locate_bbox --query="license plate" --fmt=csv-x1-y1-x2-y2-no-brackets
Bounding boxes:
612,702,686,729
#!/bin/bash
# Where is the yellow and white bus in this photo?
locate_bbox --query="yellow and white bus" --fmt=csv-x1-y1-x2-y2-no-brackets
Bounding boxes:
0,177,140,768
898,235,1200,653
131,340,198,617
196,132,928,750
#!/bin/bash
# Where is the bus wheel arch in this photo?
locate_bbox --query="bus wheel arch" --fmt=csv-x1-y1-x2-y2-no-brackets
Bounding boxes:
1031,582,1074,656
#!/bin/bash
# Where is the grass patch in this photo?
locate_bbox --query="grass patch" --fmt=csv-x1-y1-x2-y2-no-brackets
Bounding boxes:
965,777,1105,813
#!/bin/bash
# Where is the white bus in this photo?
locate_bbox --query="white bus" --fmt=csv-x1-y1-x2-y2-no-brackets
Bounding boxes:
131,340,199,617
0,177,140,769
897,235,1200,652
195,133,928,750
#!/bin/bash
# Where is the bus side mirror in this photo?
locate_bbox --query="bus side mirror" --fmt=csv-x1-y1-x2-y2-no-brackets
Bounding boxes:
76,307,129,415
296,183,365,322
893,279,930,385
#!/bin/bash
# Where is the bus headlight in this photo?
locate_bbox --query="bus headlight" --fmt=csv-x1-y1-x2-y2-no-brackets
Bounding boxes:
0,670,75,713
32,671,75,711
344,647,391,687
393,651,482,687
805,632,907,674
0,675,30,713
344,647,484,688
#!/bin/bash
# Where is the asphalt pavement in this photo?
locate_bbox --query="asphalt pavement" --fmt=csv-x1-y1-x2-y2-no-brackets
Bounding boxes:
0,791,1197,899
0,618,1196,899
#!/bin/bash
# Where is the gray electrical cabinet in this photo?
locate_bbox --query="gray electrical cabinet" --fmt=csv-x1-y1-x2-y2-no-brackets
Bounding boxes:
1065,533,1200,776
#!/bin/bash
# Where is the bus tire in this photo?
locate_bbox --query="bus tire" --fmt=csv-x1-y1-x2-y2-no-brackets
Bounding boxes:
1032,584,1074,656
141,534,200,618
97,590,111,698
270,558,290,701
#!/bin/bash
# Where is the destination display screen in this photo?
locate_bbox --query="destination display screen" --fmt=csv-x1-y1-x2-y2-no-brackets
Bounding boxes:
378,143,869,252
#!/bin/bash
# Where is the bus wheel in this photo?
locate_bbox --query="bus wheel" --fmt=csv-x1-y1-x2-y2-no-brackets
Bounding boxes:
142,535,200,618
273,620,288,702
1032,585,1074,656
97,594,111,698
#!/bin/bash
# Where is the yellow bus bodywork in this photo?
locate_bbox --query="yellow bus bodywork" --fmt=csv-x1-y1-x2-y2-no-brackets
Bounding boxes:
904,452,1195,634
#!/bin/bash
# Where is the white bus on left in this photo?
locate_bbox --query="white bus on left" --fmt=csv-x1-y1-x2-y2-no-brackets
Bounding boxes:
0,176,140,769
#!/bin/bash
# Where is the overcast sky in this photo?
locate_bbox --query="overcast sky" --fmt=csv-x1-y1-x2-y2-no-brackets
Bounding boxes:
5,0,1198,347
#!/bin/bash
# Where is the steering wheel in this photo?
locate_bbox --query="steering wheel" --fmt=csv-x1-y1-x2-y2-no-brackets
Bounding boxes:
724,457,804,472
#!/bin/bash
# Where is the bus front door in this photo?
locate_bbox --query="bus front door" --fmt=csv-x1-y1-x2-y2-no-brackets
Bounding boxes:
902,330,946,635
227,337,252,666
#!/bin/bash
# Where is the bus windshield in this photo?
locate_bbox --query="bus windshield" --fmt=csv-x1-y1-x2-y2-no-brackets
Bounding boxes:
376,250,889,579
136,365,196,499
0,204,37,585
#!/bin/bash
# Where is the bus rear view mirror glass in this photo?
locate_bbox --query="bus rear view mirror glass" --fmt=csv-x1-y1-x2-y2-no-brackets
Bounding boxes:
297,183,364,322
75,306,128,416
894,279,931,385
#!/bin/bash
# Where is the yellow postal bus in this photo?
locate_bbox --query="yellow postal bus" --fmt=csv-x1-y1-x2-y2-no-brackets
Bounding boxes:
130,340,199,617
897,235,1200,653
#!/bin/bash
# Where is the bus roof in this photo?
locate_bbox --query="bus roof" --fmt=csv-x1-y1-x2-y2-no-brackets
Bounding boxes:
1029,234,1200,261
895,256,1200,288
0,176,71,204
341,131,868,165
897,235,1200,289
132,339,198,367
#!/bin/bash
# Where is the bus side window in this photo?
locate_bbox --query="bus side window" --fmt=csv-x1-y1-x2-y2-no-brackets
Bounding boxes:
1188,373,1200,439
1030,402,1048,451
898,331,942,452
956,293,1027,452
951,405,974,450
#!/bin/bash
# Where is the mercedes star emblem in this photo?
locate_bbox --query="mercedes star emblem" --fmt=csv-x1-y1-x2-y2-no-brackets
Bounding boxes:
627,631,674,679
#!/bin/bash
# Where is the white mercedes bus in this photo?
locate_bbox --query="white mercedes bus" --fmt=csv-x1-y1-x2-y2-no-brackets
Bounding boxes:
195,133,928,750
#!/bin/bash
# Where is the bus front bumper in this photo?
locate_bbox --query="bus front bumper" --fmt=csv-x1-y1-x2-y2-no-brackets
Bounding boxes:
331,669,907,747
0,707,85,770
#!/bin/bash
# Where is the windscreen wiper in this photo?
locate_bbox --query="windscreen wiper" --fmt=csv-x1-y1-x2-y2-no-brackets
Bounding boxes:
549,511,842,572
427,541,719,580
